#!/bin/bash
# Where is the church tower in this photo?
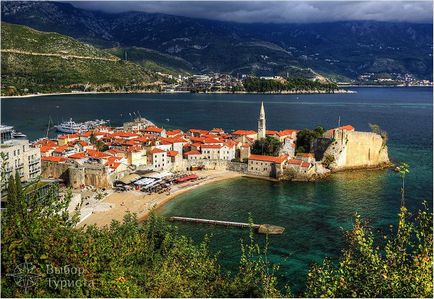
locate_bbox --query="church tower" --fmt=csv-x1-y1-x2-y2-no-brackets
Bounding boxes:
258,101,266,139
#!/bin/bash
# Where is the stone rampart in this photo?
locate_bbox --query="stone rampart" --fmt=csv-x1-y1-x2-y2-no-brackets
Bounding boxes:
323,131,390,171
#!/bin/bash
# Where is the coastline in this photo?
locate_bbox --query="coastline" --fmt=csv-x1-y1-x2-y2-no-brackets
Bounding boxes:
3,85,433,99
76,170,242,228
75,162,395,228
1,88,355,99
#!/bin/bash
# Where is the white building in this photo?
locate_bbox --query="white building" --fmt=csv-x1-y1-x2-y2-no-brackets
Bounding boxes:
1,139,41,190
148,148,168,171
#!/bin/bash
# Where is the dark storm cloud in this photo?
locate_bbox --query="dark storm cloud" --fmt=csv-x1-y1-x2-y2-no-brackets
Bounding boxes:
70,1,433,24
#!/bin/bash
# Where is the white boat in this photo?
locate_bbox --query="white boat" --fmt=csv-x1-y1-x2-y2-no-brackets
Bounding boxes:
55,119,108,134
55,119,87,134
11,130,27,139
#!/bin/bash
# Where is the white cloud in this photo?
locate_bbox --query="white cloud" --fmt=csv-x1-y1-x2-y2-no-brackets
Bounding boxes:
70,1,433,23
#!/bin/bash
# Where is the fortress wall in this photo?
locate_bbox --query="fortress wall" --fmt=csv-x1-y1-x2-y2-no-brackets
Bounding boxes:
41,161,70,181
69,165,110,189
323,131,390,171
172,159,248,173
344,131,389,169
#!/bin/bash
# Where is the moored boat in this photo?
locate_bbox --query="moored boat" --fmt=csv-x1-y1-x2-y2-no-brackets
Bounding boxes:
55,118,108,134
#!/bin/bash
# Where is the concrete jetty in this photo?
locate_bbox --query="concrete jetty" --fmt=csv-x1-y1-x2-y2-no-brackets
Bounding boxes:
169,216,284,235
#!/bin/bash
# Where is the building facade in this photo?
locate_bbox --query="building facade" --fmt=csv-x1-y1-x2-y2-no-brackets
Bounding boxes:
1,139,41,190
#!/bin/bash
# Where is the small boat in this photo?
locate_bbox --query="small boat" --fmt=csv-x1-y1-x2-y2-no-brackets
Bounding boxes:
11,130,27,139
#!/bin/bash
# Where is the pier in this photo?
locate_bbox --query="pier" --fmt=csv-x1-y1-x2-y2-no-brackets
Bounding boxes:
169,216,284,235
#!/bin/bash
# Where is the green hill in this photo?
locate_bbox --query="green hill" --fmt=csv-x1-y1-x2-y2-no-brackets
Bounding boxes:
1,22,159,96
106,47,194,76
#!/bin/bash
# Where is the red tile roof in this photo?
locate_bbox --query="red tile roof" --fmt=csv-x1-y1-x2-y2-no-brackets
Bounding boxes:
190,137,205,143
134,136,150,143
145,126,164,133
110,131,139,138
87,149,110,159
78,141,89,146
249,154,287,164
287,159,303,165
68,152,86,159
167,150,178,157
203,138,223,144
40,146,54,153
167,129,182,136
232,130,256,136
42,156,67,163
224,141,236,148
151,148,166,154
278,129,298,136
58,134,79,139
301,161,311,168
189,129,209,135
53,145,69,153
105,156,122,169
33,138,58,147
79,131,93,137
210,128,224,133
266,130,279,135
338,125,355,131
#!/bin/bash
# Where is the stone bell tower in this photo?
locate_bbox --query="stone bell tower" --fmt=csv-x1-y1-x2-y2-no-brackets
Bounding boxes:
258,101,266,139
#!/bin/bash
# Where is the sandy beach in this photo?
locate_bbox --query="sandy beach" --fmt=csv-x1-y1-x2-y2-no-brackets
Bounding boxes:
76,170,242,228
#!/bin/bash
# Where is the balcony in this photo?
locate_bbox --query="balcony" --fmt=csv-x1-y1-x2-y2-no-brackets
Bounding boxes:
29,167,41,174
16,162,24,169
28,158,40,165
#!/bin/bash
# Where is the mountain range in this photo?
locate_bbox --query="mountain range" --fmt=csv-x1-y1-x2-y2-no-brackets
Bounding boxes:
1,1,433,81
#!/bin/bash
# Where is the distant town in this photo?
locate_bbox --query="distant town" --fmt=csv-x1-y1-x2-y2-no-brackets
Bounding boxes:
125,72,433,94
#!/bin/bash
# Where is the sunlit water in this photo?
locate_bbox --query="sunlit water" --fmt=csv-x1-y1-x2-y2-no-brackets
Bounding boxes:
2,87,432,294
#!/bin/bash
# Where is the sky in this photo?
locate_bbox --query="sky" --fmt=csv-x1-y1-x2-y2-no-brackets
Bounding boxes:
70,1,434,24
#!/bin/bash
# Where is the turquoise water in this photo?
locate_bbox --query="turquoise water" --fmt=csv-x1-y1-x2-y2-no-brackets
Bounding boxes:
2,87,432,294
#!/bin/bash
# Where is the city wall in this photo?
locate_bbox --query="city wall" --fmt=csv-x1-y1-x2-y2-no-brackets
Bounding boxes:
173,159,248,173
323,131,390,171
42,161,127,189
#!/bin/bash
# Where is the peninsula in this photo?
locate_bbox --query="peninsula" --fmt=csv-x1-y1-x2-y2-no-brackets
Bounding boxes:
1,101,391,226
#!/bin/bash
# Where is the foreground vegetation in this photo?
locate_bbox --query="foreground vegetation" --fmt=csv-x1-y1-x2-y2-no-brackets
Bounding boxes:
1,172,432,297
2,174,283,297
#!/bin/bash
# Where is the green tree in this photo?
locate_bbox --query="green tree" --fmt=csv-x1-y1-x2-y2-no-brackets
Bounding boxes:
305,163,433,298
305,204,433,298
251,136,282,156
296,126,325,153
396,162,410,206
2,178,283,297
89,133,97,145
369,123,388,149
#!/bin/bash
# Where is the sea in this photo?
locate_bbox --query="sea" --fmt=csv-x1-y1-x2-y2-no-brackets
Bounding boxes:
2,87,432,294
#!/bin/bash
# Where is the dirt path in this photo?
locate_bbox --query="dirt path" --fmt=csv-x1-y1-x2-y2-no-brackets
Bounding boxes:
1,49,120,62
